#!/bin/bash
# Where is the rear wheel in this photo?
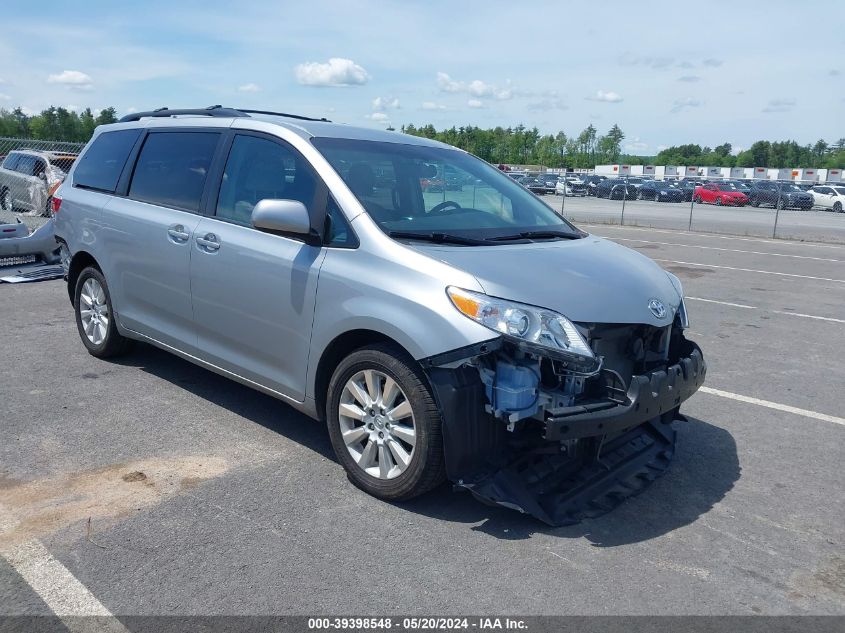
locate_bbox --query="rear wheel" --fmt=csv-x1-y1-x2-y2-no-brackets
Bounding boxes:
0,188,10,211
693,195,702,204
74,267,133,358
326,344,446,500
751,198,760,207
777,198,786,210
834,201,843,213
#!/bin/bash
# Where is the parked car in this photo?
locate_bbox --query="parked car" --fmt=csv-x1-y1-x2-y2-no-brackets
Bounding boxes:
517,176,548,195
534,173,559,194
808,185,845,212
639,181,685,202
693,183,749,206
0,150,78,216
554,178,587,196
595,178,637,200
580,174,606,196
721,180,752,196
53,105,704,526
675,179,702,202
748,181,814,210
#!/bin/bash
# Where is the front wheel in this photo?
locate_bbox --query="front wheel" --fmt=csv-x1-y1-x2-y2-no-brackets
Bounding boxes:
694,195,702,204
834,201,843,213
715,197,723,206
74,267,133,358
0,188,11,211
326,344,446,500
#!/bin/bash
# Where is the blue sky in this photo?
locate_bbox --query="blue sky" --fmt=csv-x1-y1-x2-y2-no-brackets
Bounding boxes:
2,0,843,153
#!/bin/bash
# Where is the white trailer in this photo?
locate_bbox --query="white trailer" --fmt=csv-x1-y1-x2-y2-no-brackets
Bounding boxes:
752,167,768,179
594,164,632,176
769,168,791,180
825,168,842,183
790,168,818,182
703,166,722,179
682,166,699,178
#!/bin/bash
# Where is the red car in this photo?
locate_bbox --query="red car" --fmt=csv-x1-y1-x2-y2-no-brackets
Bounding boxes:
693,183,749,206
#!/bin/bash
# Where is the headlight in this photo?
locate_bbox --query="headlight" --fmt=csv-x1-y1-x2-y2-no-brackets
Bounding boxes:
447,287,596,366
665,272,690,329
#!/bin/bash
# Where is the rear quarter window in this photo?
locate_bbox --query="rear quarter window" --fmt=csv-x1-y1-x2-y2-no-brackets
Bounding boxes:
74,129,142,193
2,154,20,170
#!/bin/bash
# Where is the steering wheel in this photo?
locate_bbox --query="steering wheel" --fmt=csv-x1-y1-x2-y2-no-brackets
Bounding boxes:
429,200,461,215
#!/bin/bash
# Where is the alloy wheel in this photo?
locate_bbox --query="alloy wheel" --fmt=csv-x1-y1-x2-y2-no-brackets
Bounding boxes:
338,369,416,480
79,277,110,345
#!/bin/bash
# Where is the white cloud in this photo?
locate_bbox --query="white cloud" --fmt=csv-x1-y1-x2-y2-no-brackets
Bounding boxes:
678,75,701,82
366,112,390,122
46,70,93,90
467,99,484,109
238,83,261,93
421,101,447,110
671,97,703,113
372,96,400,110
619,53,673,69
295,58,370,86
527,98,568,111
702,58,723,67
0,93,10,101
126,106,139,114
625,137,648,152
829,69,841,77
437,72,513,100
657,145,669,152
586,90,623,103
436,72,464,93
762,98,796,113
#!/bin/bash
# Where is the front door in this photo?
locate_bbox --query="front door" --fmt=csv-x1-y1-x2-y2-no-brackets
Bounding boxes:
189,133,325,401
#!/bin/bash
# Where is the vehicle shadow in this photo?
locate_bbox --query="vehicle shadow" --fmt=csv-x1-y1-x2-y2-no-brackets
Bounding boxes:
394,417,741,546
115,345,739,546
113,343,336,462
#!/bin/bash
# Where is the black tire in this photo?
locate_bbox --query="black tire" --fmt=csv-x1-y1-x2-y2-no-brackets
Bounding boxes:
693,195,702,204
834,201,843,213
326,343,446,501
715,197,723,206
0,188,10,211
73,267,133,358
751,198,760,207
777,198,786,210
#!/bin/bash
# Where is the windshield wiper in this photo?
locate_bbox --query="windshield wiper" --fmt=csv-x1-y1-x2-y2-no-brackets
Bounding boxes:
488,230,582,242
387,231,496,246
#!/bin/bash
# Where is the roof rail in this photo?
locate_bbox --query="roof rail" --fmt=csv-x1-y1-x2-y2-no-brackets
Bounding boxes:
118,105,249,123
235,109,331,123
117,105,332,124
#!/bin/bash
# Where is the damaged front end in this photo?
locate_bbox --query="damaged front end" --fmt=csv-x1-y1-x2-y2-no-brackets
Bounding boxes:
424,310,706,527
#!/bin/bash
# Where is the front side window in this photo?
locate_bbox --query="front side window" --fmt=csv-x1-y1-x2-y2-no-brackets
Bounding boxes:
74,129,142,193
216,134,317,227
16,155,36,176
129,132,220,212
312,137,578,241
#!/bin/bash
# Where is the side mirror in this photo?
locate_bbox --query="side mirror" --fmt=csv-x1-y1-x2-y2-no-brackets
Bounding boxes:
252,199,313,238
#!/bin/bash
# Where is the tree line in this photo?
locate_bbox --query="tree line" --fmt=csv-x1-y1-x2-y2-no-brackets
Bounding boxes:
2,105,842,169
0,107,118,143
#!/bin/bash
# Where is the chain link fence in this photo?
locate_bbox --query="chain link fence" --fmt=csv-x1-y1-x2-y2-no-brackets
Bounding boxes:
547,172,845,244
0,137,85,230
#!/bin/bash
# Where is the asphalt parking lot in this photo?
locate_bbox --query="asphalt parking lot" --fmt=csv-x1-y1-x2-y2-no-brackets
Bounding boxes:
1,223,843,618
541,194,845,244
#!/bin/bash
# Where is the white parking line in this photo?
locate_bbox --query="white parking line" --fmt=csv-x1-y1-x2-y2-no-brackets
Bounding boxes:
1,516,129,632
608,237,844,263
686,297,757,309
699,387,845,427
584,224,845,250
773,311,845,324
654,258,845,284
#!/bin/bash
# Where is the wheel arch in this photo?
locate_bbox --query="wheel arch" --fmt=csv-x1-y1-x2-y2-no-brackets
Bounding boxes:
313,329,420,422
66,250,101,304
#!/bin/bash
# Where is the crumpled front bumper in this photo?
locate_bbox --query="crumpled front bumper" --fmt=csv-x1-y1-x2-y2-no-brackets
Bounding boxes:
544,346,706,441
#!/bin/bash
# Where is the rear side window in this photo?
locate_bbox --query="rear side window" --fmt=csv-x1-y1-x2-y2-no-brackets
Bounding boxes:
15,155,37,176
129,132,220,212
2,154,19,170
74,129,141,193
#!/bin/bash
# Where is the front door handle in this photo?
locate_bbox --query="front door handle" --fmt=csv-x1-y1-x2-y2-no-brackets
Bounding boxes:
167,224,190,243
196,233,220,252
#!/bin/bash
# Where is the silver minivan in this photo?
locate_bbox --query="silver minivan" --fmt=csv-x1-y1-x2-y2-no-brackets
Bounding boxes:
54,106,705,525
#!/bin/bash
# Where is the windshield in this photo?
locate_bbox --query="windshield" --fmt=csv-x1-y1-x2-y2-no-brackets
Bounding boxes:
312,138,579,240
781,183,802,191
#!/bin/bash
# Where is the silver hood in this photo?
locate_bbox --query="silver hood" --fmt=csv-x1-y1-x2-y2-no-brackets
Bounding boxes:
413,236,681,327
